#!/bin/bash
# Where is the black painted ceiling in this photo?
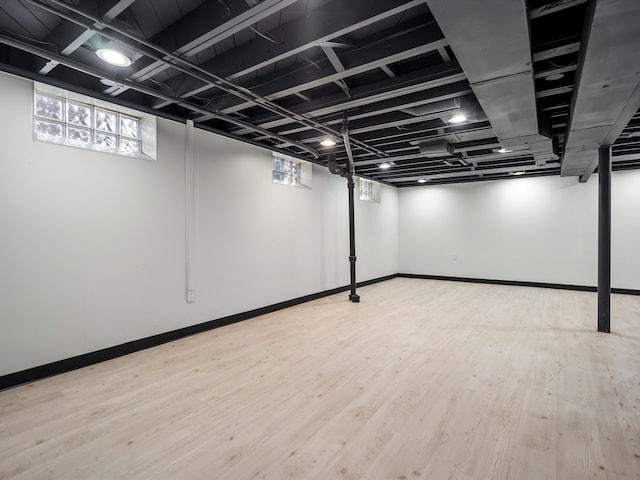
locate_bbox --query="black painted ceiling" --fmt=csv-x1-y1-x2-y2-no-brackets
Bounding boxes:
1,0,639,186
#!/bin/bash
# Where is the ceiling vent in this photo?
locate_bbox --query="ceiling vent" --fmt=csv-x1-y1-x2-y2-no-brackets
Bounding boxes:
419,140,455,157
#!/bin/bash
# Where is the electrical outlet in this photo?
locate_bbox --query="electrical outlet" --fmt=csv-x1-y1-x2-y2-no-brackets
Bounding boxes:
186,290,195,303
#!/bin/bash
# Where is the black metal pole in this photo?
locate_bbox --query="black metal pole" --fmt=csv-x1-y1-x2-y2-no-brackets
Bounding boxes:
340,115,360,303
347,173,360,302
598,146,611,333
326,151,359,303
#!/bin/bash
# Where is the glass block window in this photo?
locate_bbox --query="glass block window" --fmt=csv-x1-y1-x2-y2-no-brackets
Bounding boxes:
360,178,373,200
359,178,380,203
34,90,147,158
273,156,302,186
272,152,311,188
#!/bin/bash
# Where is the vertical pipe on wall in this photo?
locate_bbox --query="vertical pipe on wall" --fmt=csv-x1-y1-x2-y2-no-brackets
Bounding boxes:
185,119,195,303
347,173,359,302
341,116,360,303
598,145,611,333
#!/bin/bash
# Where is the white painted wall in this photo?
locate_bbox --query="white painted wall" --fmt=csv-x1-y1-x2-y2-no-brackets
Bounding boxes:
611,170,640,290
0,72,398,376
190,128,398,322
398,172,640,289
355,184,399,282
3,67,638,378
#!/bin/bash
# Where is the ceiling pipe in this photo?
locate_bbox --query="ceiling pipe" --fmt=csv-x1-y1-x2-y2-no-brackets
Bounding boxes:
23,0,387,160
0,33,320,159
425,0,558,167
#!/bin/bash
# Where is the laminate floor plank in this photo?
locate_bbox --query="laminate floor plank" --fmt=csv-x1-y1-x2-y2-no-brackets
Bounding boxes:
1,278,639,479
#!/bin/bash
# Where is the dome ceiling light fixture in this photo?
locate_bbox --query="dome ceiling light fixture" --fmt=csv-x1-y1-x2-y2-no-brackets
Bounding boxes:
448,114,467,124
96,48,132,67
320,138,337,147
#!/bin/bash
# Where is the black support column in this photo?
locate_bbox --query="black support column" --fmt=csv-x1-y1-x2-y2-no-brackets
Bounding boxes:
598,146,611,333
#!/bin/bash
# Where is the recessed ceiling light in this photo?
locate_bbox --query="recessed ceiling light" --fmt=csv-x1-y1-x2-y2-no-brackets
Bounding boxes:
510,171,525,176
417,179,428,183
497,147,513,154
320,139,336,147
379,162,392,169
96,48,132,67
448,114,466,124
544,73,565,81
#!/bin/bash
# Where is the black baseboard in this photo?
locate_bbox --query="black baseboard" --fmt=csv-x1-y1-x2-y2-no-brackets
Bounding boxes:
397,273,596,292
3,272,637,390
611,287,640,296
0,274,396,391
397,273,640,296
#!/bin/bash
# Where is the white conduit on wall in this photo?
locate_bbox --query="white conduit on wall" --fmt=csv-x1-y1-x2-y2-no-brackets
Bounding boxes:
185,119,195,303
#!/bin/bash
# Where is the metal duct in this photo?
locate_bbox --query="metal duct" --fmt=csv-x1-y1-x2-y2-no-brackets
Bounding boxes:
401,97,461,116
402,95,487,123
562,0,640,181
426,0,558,166
419,140,454,156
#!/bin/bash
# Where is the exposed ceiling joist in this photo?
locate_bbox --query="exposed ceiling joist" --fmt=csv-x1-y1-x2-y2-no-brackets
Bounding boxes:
4,0,635,186
437,46,451,63
536,85,574,98
534,64,577,80
216,30,448,114
612,153,640,162
532,41,581,62
176,0,299,56
104,0,300,96
380,65,397,78
37,0,136,75
240,85,471,138
355,121,493,146
151,0,425,109
194,66,466,126
529,0,587,19
322,45,351,96
249,88,473,144
353,142,503,167
388,163,560,182
321,46,346,73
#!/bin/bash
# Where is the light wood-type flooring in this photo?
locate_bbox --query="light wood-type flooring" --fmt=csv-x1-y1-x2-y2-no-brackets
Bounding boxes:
1,278,640,479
